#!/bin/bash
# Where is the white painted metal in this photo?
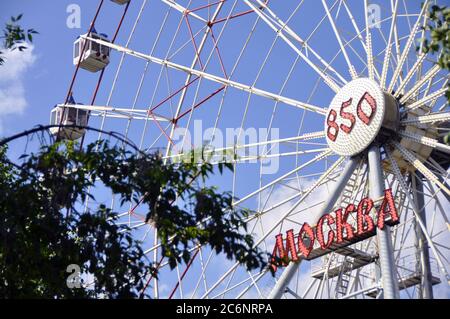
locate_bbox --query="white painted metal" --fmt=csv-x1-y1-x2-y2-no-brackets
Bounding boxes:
83,35,327,115
368,145,399,299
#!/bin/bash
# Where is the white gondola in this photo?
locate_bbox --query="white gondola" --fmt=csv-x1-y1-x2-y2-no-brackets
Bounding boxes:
111,0,130,4
49,97,88,141
73,30,110,73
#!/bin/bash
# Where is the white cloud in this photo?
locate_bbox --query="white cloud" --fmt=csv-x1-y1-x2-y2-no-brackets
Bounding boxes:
0,45,36,134
253,175,336,248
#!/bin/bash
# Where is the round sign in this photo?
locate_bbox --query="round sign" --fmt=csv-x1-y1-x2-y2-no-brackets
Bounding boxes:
324,78,386,156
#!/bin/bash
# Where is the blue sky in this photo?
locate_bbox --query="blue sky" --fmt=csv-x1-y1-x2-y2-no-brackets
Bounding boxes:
0,0,342,193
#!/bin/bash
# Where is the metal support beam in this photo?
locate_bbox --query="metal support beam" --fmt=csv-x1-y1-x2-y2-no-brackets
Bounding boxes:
368,145,399,299
268,156,360,299
412,174,434,299
83,35,327,115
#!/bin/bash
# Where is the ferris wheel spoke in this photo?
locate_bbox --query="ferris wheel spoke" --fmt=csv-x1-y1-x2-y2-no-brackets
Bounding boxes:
164,1,228,162
160,0,208,23
322,0,358,79
197,216,262,299
213,148,330,164
385,149,450,283
404,87,448,112
227,2,307,160
363,0,376,81
392,141,450,196
341,0,383,82
84,36,327,115
252,176,329,224
210,270,264,299
168,29,210,63
233,149,332,207
243,0,343,92
169,147,328,166
201,156,346,298
166,132,326,160
387,0,429,94
426,181,450,233
189,247,214,298
342,0,365,50
398,130,450,155
255,0,348,86
414,176,448,238
380,19,395,88
243,270,264,298
236,269,268,299
401,111,450,126
394,53,427,98
399,64,441,104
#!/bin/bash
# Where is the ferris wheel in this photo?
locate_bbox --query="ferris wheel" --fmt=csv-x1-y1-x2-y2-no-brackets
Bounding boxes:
51,0,450,299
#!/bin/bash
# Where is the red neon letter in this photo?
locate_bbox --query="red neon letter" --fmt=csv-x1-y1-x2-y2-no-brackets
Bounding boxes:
270,229,300,272
357,92,377,125
336,205,356,243
297,223,315,258
270,234,286,272
357,198,375,235
317,214,335,250
339,98,355,134
326,110,339,142
285,229,299,262
377,188,400,229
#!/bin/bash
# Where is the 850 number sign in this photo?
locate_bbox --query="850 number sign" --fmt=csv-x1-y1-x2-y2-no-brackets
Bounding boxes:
326,92,377,142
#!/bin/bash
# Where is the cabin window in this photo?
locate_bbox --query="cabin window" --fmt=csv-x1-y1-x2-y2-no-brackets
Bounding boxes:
56,109,62,124
101,45,109,56
79,111,87,126
66,107,76,124
74,41,80,59
51,110,56,125
90,40,100,53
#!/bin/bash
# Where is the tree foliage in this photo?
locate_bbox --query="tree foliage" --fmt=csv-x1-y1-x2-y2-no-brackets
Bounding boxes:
419,5,450,101
0,14,38,65
0,136,267,298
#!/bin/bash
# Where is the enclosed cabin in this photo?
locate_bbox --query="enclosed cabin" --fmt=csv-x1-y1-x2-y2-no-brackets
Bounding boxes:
49,95,88,141
111,0,130,4
73,28,110,72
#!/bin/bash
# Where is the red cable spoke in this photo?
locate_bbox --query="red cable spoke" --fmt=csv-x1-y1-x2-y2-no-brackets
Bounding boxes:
168,247,200,299
149,112,177,147
90,1,130,106
184,15,204,70
79,1,131,148
210,0,270,26
57,0,105,138
111,1,131,43
174,85,226,122
210,9,254,26
209,28,228,79
139,255,165,298
187,0,227,14
149,76,200,114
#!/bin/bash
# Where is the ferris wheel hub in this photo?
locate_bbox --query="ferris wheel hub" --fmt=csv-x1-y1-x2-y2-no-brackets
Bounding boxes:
325,78,399,156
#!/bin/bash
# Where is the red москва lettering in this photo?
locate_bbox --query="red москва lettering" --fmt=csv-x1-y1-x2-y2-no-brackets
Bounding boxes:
270,189,398,272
